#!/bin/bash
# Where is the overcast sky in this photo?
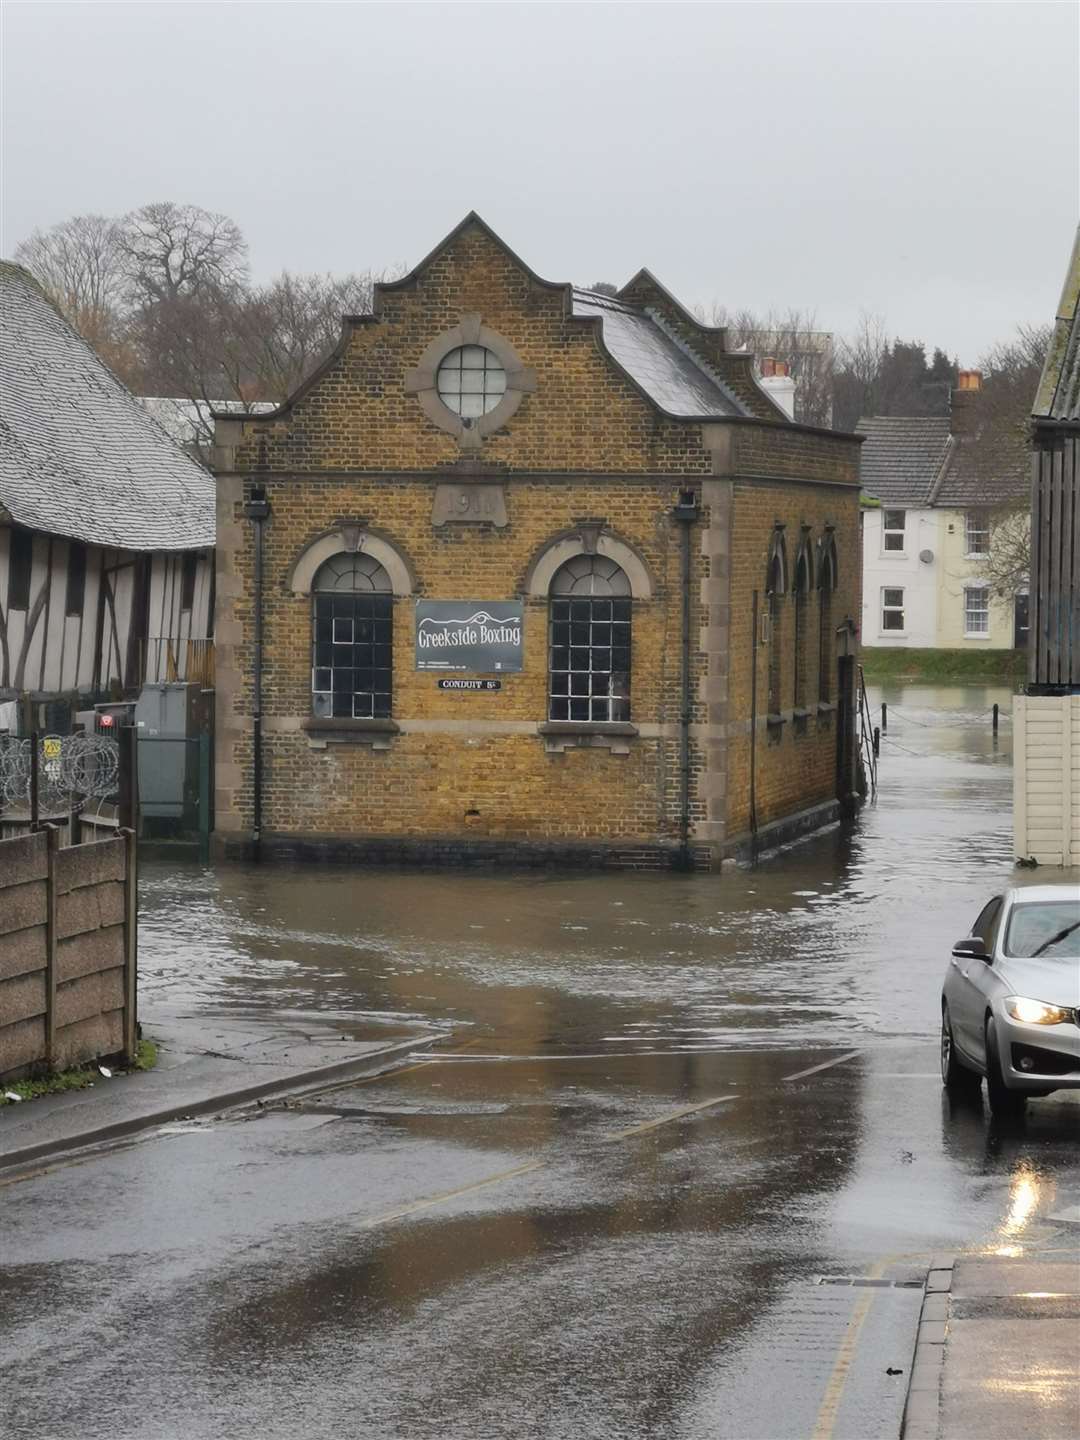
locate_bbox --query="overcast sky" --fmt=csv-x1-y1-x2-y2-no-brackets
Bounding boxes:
2,2,1077,361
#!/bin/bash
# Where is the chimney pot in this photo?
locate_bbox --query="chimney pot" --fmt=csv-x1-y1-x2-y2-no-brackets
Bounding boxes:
957,369,982,391
761,356,776,377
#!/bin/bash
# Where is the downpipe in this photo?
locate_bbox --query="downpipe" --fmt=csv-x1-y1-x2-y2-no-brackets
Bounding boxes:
243,487,271,862
671,490,699,872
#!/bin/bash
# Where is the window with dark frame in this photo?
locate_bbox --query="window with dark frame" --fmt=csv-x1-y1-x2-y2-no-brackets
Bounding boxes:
435,345,507,420
180,552,197,612
548,555,631,723
65,542,87,617
311,553,393,719
818,540,837,703
793,546,811,711
7,528,32,611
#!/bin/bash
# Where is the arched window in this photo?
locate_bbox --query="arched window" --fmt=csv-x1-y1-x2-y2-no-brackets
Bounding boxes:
818,533,838,704
766,529,787,718
549,555,631,722
793,533,814,711
311,553,393,719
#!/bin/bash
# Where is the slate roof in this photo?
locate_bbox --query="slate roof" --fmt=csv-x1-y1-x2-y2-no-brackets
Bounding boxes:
0,262,214,550
572,290,749,419
1033,225,1080,423
854,416,951,505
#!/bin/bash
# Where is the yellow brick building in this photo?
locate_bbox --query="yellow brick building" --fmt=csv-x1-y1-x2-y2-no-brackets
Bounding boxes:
212,215,863,869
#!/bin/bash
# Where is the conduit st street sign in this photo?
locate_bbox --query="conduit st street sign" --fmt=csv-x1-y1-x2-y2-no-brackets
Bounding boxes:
415,601,523,672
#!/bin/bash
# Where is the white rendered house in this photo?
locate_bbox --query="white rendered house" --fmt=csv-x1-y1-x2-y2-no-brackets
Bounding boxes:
858,378,1028,652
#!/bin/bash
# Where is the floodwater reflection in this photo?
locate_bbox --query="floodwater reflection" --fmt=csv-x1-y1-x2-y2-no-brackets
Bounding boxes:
141,684,1026,1057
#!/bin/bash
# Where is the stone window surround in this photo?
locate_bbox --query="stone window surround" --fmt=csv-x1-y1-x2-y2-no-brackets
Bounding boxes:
524,524,653,753
289,524,415,749
404,315,537,451
287,523,655,755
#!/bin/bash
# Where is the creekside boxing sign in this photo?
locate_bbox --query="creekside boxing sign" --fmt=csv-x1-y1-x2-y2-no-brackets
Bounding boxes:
415,601,523,672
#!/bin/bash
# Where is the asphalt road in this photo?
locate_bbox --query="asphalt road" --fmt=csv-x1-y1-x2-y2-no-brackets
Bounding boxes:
3,685,1078,1440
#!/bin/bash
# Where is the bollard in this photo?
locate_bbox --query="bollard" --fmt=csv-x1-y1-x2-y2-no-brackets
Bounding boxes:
873,726,880,757
881,702,887,733
992,703,999,734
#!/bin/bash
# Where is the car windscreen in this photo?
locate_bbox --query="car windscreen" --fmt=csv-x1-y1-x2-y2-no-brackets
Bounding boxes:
1003,902,1080,959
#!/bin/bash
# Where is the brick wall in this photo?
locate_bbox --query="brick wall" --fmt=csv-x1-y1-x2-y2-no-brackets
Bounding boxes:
214,218,863,868
0,829,135,1080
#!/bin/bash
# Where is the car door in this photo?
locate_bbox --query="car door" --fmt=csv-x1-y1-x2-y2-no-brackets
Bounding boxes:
949,896,1002,1060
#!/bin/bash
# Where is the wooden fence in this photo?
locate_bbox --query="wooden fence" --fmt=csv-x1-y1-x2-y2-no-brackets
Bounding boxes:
0,827,137,1081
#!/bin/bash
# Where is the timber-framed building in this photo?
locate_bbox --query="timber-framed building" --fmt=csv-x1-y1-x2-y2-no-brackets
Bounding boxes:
0,262,215,722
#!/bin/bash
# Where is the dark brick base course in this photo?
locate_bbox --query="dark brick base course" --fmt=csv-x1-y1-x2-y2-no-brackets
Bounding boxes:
216,832,718,873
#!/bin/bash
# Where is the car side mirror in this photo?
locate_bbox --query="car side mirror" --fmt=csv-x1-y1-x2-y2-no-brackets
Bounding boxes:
952,936,990,961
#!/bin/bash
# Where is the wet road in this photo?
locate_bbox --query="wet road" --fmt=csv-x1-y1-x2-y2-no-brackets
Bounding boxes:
3,685,1079,1440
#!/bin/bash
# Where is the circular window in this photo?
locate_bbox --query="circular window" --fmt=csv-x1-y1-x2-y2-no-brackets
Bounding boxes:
436,345,507,420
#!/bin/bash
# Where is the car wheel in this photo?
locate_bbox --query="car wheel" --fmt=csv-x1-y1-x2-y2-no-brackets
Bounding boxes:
941,1005,980,1091
985,1017,1026,1116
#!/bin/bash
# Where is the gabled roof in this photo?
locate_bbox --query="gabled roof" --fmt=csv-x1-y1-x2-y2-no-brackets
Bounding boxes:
572,290,748,420
854,416,951,505
1033,225,1080,423
929,430,1028,507
0,262,214,550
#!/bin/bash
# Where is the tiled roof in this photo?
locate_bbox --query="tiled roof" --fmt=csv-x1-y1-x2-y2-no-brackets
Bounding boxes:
854,416,951,505
0,262,214,550
572,290,749,419
930,429,1028,507
1033,225,1080,422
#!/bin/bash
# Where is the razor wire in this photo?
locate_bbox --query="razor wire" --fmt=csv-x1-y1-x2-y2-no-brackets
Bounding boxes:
0,734,120,813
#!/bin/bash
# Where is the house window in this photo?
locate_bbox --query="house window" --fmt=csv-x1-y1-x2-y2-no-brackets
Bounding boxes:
881,587,905,632
65,542,86,617
311,553,393,719
882,510,906,553
818,534,837,703
549,555,631,722
964,585,990,635
965,511,990,556
7,528,32,611
436,345,507,419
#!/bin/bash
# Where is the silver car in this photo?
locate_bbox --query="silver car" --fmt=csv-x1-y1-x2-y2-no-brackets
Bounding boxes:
941,884,1080,1114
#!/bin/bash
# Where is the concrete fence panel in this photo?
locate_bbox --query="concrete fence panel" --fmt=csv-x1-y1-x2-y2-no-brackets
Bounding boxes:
0,827,136,1081
1013,694,1080,866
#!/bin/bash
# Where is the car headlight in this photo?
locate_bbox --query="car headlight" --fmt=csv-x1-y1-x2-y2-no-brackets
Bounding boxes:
1004,996,1072,1026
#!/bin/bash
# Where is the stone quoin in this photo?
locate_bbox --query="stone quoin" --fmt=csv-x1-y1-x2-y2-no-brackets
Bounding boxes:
212,214,864,870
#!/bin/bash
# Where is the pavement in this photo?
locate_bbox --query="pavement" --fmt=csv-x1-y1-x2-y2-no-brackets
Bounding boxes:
0,1001,442,1172
903,1249,1080,1440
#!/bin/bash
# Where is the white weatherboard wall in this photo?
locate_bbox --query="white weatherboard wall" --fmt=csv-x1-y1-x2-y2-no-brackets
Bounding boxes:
1013,695,1080,865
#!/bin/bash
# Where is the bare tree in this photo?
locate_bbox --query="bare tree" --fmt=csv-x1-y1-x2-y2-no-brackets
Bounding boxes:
118,201,249,304
13,213,132,371
242,269,388,402
968,324,1052,600
704,303,836,426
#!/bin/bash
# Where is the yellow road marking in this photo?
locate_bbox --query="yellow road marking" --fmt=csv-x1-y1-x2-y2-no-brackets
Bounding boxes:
353,1159,545,1231
810,1256,894,1440
604,1093,738,1141
784,1051,861,1082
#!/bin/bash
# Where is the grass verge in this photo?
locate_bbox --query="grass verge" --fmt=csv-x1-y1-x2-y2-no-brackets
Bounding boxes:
860,647,1026,685
1,1037,158,1106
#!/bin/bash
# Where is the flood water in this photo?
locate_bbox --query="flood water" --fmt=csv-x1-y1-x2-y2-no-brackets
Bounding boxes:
8,684,1080,1440
140,683,1030,1056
